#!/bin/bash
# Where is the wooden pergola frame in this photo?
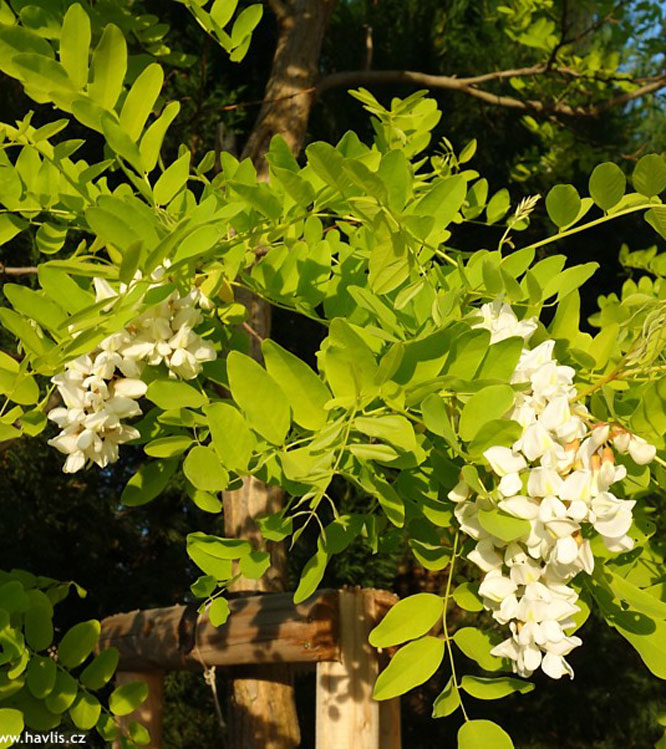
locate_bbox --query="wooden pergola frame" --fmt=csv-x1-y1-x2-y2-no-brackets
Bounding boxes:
98,588,401,748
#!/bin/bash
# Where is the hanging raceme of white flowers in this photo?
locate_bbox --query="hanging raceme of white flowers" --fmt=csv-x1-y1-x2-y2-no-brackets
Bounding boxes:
449,302,656,680
47,271,216,473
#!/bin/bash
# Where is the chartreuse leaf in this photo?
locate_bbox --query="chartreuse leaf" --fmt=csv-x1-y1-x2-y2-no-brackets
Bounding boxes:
44,671,77,713
240,550,271,579
80,647,119,690
546,184,581,228
293,549,328,604
607,571,666,619
24,603,53,651
96,713,119,742
146,379,206,410
373,636,445,700
0,709,24,746
109,681,148,717
486,188,510,224
183,445,228,492
69,692,101,730
478,508,529,543
355,414,418,452
227,351,291,445
458,719,514,748
589,162,626,211
633,154,666,197
452,582,484,612
369,593,443,647
120,63,164,141
154,152,190,205
459,385,514,441
121,459,178,507
211,0,239,27
89,24,127,110
144,435,193,458
129,721,151,746
140,101,181,173
262,340,330,430
453,627,504,671
205,402,255,472
59,3,91,89
26,655,56,699
58,619,100,668
461,675,534,699
432,676,460,718
208,598,230,627
469,419,522,457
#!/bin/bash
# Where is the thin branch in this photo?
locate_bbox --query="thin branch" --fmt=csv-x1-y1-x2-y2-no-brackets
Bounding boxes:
242,321,264,345
0,264,38,275
316,69,590,116
315,68,666,118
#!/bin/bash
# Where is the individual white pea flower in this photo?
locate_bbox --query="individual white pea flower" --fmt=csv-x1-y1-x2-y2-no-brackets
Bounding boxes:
509,556,543,586
493,593,520,625
447,480,470,503
105,395,143,420
498,494,540,520
540,635,582,679
498,472,523,497
453,501,484,540
539,395,572,433
511,340,556,384
91,351,122,380
551,535,579,566
169,347,201,380
590,492,635,539
473,301,538,344
113,378,148,399
602,534,635,553
93,277,118,302
559,470,594,504
467,538,503,572
611,428,631,454
527,467,564,497
509,394,538,428
628,435,657,465
478,569,518,603
516,422,558,462
484,446,527,476
530,361,576,404
590,423,610,448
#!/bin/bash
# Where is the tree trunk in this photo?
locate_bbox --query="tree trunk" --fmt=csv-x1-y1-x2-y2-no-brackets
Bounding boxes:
223,2,336,746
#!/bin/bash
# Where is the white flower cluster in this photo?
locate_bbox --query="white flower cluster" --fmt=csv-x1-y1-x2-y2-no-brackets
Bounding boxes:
449,301,656,680
48,275,216,473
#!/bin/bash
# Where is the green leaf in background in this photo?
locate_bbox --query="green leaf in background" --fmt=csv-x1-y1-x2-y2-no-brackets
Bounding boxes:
140,101,181,173
588,162,626,211
458,385,514,441
69,692,101,730
145,379,206,410
88,24,127,110
204,402,255,473
57,619,100,668
458,719,514,748
262,340,330,430
59,3,91,89
485,188,510,224
632,154,666,197
44,671,77,714
26,655,57,699
154,152,191,205
119,63,164,141
227,351,291,444
432,676,460,718
354,415,418,453
546,184,581,228
452,582,484,612
144,435,193,458
183,446,228,492
24,604,53,651
453,627,504,671
477,507,530,543
293,549,328,604
109,681,148,717
121,459,178,507
373,636,445,700
240,550,271,579
461,675,534,699
369,593,443,647
208,598,230,627
80,647,119,690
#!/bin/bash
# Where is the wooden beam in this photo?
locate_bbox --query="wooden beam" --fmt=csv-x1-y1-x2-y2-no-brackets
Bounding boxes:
112,671,164,749
315,589,401,749
98,590,340,672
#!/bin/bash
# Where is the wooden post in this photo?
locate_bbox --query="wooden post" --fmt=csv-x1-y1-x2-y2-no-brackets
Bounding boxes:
112,671,164,749
315,589,401,749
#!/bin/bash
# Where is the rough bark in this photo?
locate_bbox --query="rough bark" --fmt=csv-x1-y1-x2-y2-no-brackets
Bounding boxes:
222,1,336,746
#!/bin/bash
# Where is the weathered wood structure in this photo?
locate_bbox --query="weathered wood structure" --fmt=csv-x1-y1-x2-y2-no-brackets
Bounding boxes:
98,588,401,748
